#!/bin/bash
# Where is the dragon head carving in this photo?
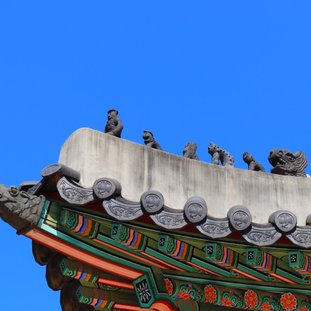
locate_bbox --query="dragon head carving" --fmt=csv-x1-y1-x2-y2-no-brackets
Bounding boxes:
183,142,199,160
268,149,308,177
0,184,45,231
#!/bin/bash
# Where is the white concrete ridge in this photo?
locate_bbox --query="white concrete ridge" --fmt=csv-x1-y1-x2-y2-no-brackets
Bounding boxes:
59,128,311,225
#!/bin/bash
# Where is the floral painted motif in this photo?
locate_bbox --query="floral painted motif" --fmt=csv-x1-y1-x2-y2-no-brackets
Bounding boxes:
178,291,191,301
203,285,217,303
244,290,259,309
297,307,308,311
164,278,173,296
221,291,245,309
280,293,298,311
220,297,234,307
260,302,273,311
176,283,204,302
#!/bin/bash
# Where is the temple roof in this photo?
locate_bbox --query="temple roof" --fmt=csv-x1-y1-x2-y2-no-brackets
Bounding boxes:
2,128,311,311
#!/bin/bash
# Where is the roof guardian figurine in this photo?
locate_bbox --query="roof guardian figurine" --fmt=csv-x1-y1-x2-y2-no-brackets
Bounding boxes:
208,143,234,167
183,142,199,160
104,109,123,138
243,152,265,172
142,130,162,150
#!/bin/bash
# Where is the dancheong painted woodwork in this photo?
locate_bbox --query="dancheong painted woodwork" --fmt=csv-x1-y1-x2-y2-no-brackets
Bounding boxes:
2,129,311,311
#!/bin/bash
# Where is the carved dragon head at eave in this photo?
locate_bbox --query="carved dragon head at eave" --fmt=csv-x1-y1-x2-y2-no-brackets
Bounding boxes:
268,149,308,177
0,184,45,231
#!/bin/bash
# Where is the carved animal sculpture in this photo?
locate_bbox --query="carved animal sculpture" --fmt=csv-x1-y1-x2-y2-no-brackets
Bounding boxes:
243,152,265,172
268,149,308,177
104,109,123,138
0,184,45,231
208,143,234,167
142,130,162,150
183,142,199,160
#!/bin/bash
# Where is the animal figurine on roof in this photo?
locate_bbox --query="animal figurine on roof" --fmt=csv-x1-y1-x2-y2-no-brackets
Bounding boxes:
143,131,162,150
243,152,265,172
183,142,199,160
268,149,307,177
104,109,123,138
208,143,234,167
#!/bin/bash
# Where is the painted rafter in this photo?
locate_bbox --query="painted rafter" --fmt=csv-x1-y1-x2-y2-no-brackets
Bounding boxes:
43,196,311,288
38,197,311,298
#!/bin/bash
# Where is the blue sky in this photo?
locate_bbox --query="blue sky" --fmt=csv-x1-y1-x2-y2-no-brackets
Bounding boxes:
1,1,311,310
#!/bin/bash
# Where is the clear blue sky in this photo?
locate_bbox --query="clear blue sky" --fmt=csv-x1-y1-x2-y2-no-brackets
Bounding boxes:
1,1,311,310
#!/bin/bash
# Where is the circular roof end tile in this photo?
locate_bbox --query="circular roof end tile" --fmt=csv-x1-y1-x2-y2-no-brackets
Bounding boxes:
228,205,252,231
184,196,208,224
141,191,164,214
269,210,297,233
93,178,121,199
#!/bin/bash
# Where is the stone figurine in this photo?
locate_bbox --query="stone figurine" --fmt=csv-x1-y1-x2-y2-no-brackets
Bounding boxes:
208,143,234,167
104,109,123,138
243,152,265,172
268,149,307,177
143,131,162,150
183,142,199,160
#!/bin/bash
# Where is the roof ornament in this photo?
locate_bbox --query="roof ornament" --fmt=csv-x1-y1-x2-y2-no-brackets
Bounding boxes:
142,130,162,150
184,196,207,224
0,184,45,231
183,142,199,160
243,152,265,172
269,210,297,233
208,142,234,167
268,149,307,177
141,191,164,214
227,205,252,231
104,109,123,138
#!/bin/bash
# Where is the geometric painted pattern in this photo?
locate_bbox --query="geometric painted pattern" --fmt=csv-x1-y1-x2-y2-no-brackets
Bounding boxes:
158,234,193,261
206,242,237,268
246,248,275,272
288,251,311,276
59,209,99,238
110,223,147,251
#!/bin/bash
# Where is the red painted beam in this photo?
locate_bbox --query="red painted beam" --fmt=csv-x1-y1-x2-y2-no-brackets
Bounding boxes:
26,228,142,280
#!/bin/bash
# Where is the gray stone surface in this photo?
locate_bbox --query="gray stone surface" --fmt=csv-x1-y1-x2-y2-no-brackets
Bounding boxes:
59,128,311,225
